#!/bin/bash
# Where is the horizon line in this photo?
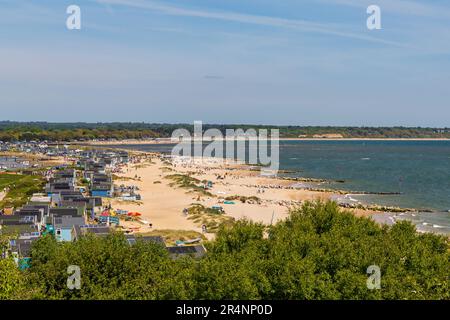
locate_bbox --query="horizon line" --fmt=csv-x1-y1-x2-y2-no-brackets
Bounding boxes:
1,120,450,129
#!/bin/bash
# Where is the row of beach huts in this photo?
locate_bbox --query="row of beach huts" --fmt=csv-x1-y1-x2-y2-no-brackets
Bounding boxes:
0,144,205,269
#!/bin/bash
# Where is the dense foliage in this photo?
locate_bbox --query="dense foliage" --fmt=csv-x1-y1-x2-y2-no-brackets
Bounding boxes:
1,201,449,300
0,236,24,299
0,122,160,142
1,121,449,141
0,174,46,209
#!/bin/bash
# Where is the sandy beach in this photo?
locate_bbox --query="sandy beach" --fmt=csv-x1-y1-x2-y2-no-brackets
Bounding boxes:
109,158,202,234
80,137,450,146
109,153,379,238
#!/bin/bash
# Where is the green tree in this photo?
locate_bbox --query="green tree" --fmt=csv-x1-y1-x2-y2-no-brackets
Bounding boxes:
0,235,26,299
9,201,449,300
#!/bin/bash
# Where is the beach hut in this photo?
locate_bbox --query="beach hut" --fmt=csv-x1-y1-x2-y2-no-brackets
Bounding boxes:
98,215,120,225
54,216,86,242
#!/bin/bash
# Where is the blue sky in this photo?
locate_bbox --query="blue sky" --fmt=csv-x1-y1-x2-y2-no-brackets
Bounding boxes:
1,0,450,126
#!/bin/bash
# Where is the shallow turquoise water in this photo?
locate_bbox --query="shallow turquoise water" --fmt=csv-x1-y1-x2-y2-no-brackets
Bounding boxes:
278,140,450,211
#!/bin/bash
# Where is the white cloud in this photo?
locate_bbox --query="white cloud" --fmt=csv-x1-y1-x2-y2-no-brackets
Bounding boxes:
94,0,406,47
317,0,450,19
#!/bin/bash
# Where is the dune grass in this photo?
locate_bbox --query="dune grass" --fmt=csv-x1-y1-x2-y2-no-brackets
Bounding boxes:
165,174,214,197
187,203,235,233
224,195,261,204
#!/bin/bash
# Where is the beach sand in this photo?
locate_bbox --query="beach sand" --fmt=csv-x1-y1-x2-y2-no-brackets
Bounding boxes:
109,159,202,234
80,137,450,147
109,154,379,238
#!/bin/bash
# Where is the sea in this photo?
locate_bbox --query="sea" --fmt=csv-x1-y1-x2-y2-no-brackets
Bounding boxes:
102,140,450,235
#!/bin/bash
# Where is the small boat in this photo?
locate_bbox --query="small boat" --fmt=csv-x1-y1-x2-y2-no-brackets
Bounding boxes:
211,205,224,212
183,238,202,244
127,212,142,217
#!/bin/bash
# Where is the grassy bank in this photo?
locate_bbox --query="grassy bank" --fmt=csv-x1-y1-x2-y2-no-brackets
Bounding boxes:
187,203,235,233
0,174,46,209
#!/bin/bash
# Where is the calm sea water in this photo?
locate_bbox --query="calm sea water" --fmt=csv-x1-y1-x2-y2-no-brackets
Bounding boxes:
104,140,450,234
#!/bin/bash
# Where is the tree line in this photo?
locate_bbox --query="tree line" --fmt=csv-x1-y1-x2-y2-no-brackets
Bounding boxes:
1,121,450,141
1,201,448,300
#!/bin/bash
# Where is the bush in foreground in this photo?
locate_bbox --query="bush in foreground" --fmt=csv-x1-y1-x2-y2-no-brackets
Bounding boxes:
1,201,448,300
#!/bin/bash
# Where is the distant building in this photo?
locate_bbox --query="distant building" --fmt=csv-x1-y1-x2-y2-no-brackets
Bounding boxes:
53,215,86,242
125,235,165,247
72,225,112,241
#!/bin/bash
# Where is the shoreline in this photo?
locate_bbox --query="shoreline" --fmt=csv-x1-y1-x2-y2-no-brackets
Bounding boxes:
1,147,448,236
109,154,450,237
101,146,436,214
76,137,450,146
73,143,442,214
109,153,388,239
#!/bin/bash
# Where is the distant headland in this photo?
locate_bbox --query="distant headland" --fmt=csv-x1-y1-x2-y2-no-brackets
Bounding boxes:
1,121,450,142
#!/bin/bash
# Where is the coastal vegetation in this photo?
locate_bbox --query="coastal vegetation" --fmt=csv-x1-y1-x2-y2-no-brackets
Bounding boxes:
224,195,261,204
0,235,25,299
0,174,46,209
1,201,448,300
187,204,235,233
111,174,139,182
165,174,214,197
1,121,450,141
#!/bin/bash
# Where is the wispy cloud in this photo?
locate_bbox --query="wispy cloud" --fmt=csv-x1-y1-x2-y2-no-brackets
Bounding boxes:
317,0,450,19
94,0,407,47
